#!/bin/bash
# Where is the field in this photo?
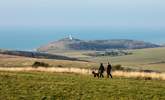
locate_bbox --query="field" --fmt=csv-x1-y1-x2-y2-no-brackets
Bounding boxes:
1,47,165,72
0,48,165,100
97,47,165,72
0,54,97,69
59,47,165,72
0,71,165,100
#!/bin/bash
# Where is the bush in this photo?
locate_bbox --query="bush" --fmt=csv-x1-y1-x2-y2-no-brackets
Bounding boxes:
57,65,63,67
112,64,124,70
32,61,49,68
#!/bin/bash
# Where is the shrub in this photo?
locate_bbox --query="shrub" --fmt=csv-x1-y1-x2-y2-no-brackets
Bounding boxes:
112,64,124,70
32,61,49,68
57,65,63,67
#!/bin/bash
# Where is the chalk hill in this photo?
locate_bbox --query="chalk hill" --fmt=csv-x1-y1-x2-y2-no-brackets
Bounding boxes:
37,37,160,52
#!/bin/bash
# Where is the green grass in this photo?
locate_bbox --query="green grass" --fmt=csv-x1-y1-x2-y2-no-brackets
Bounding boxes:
0,71,165,100
50,47,165,72
85,47,165,72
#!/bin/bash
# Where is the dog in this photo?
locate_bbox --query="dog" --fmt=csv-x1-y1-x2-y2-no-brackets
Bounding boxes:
92,71,99,78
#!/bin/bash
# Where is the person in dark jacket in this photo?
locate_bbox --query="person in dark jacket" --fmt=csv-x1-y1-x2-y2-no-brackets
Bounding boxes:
98,63,105,78
107,62,113,78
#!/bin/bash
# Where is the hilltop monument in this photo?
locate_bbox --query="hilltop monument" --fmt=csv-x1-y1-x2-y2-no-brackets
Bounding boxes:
69,34,73,40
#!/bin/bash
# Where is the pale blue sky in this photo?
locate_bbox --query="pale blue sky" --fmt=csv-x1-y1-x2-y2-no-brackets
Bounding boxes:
0,0,165,50
0,0,165,29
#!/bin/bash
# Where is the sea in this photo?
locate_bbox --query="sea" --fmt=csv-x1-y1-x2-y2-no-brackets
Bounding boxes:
0,27,165,50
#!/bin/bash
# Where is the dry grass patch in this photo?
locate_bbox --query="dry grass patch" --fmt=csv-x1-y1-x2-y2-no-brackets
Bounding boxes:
0,67,165,80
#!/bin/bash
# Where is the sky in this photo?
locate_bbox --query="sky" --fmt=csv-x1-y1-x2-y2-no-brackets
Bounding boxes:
0,0,165,28
0,0,165,50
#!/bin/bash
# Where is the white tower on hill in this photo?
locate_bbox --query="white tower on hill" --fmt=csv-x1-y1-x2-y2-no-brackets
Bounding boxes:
69,34,73,40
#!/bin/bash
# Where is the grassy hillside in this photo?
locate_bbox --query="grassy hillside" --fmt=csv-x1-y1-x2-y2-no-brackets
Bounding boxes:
1,47,165,72
86,47,165,72
37,38,160,52
0,54,97,68
0,71,165,100
44,47,165,72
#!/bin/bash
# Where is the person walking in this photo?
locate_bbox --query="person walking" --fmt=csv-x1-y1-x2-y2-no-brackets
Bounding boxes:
107,62,113,78
98,63,105,78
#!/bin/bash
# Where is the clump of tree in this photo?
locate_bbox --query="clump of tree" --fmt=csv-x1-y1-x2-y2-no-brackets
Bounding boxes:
32,61,49,68
112,64,136,71
112,64,124,71
112,65,158,73
85,50,133,57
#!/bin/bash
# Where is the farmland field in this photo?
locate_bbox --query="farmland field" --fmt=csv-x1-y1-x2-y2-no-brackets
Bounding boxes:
74,47,165,72
0,71,165,100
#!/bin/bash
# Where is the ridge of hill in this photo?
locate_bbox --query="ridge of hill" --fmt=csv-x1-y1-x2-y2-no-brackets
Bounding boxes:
0,49,80,61
37,37,160,52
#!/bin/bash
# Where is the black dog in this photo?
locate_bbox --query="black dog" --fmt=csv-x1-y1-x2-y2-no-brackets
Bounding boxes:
92,71,99,78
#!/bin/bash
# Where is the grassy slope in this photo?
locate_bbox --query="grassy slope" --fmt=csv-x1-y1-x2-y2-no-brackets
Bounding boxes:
0,54,97,68
0,71,165,100
86,47,165,72
1,47,165,72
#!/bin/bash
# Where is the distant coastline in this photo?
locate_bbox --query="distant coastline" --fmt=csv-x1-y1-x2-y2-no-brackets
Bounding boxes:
0,28,165,50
